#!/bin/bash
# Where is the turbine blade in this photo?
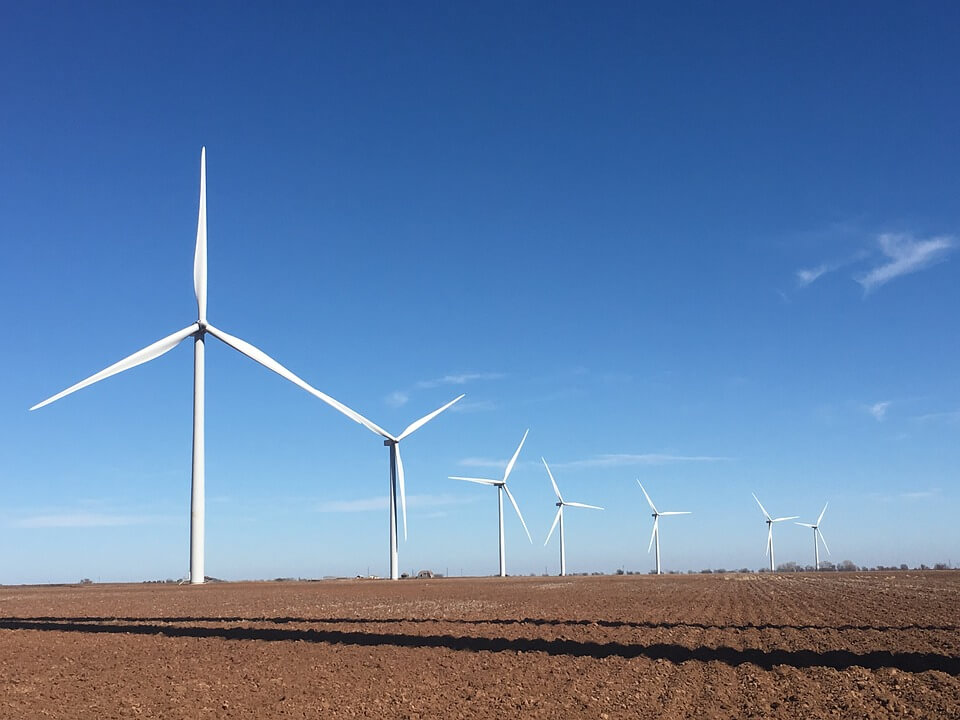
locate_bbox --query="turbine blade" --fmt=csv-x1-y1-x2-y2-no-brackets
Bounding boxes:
503,485,532,544
544,507,562,546
395,443,407,541
542,458,563,502
795,522,816,528
205,325,391,438
502,429,529,482
397,394,464,441
818,528,831,555
647,517,658,553
30,324,199,411
448,476,499,486
753,493,772,521
817,502,829,526
636,480,658,513
194,147,207,323
565,501,603,510
772,516,799,522
659,511,691,516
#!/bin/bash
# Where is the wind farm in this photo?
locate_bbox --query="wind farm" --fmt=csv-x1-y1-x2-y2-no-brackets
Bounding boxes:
4,3,960,718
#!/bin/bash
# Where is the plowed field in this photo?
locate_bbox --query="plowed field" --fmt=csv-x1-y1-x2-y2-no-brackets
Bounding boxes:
1,573,958,718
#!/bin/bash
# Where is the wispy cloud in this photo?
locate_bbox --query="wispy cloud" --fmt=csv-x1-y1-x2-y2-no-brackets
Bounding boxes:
796,263,835,288
316,493,475,513
385,372,504,407
900,489,939,500
458,457,510,470
415,372,504,389
459,453,731,471
868,401,891,421
554,454,732,470
384,391,409,408
450,399,497,413
912,408,960,424
857,233,954,293
13,512,171,528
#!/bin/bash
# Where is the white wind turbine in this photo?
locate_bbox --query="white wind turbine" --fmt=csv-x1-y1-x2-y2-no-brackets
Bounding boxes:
796,502,830,570
30,147,353,584
542,458,603,576
449,429,533,577
307,393,464,580
637,480,691,575
753,493,798,572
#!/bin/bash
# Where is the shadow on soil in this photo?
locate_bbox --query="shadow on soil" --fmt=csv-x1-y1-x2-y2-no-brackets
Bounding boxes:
1,617,958,675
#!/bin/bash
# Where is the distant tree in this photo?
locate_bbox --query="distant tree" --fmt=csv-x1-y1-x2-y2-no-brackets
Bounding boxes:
738,568,751,574
920,564,930,571
79,578,93,585
615,568,625,575
776,562,799,573
934,563,949,570
715,568,727,574
838,560,857,571
819,561,835,571
900,564,909,571
700,568,713,574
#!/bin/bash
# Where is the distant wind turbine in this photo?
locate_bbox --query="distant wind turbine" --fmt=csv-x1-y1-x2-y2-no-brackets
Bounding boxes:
30,148,351,584
449,429,533,577
753,493,798,572
542,458,602,576
637,480,691,575
796,502,830,570
302,393,464,580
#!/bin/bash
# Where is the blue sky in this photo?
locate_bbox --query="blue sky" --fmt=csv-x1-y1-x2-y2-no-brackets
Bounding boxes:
1,2,958,583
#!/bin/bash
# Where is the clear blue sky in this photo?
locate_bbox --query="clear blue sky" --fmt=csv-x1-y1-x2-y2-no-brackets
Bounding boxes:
1,2,958,583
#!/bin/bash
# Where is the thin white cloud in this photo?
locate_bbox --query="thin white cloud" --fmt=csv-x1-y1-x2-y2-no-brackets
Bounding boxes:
796,264,833,287
386,372,504,407
900,489,939,500
415,372,505,389
459,453,731,471
316,493,475,513
384,391,409,408
913,409,960,424
458,457,510,470
14,512,170,528
857,233,954,293
868,401,891,421
449,399,497,413
553,454,732,469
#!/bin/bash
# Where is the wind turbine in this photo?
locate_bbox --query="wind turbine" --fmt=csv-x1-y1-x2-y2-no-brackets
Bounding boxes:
449,429,533,577
796,502,830,570
30,148,350,584
542,458,602,576
753,493,798,572
637,480,691,575
304,393,464,580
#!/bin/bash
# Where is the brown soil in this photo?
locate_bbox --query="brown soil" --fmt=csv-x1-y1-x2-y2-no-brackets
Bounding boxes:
1,572,958,718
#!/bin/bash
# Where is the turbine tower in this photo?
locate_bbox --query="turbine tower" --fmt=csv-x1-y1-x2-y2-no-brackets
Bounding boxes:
30,148,349,584
753,493,798,572
542,458,602,576
796,502,830,570
299,393,464,580
449,429,533,576
637,480,691,575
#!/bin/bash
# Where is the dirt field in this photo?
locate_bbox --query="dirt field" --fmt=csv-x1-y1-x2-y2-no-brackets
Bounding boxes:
1,573,958,719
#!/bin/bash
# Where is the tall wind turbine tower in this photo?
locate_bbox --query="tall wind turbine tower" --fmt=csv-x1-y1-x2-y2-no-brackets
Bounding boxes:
753,493,798,572
542,458,602,576
449,429,533,576
31,148,348,583
636,480,691,575
296,392,464,580
796,502,830,570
